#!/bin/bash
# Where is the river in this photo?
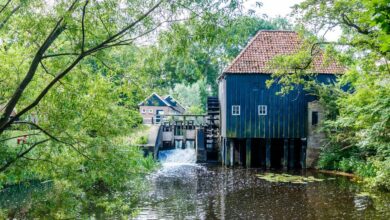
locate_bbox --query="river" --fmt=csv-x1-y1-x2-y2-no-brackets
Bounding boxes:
135,148,390,219
1,148,389,219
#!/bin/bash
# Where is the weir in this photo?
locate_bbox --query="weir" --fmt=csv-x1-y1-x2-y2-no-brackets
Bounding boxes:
158,148,197,164
149,97,220,163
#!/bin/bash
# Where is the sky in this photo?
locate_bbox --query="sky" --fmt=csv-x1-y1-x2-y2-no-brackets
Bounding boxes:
244,0,304,18
243,0,341,41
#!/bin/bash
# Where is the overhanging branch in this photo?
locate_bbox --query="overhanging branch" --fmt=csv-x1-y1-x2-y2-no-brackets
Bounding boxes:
0,139,49,173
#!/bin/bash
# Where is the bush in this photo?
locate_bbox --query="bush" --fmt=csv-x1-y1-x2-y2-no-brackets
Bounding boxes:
135,136,148,145
366,158,390,191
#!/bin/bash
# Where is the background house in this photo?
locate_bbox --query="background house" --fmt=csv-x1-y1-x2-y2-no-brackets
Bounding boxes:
139,93,185,124
218,30,344,169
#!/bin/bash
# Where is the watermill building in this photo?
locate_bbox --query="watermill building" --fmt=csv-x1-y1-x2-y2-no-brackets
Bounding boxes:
218,30,344,168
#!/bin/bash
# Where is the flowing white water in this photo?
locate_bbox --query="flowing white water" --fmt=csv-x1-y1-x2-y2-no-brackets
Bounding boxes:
153,148,207,178
159,148,197,166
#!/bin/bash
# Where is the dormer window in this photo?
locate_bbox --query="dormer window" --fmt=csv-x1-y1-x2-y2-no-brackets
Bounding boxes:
148,109,153,113
258,105,267,115
232,105,240,116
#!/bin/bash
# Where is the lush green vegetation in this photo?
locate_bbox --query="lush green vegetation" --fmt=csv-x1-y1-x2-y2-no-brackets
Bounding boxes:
268,0,389,191
133,15,291,112
0,0,246,217
0,0,388,217
0,0,290,217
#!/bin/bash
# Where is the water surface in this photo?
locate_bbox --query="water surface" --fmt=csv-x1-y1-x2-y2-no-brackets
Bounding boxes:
136,150,390,219
1,149,389,219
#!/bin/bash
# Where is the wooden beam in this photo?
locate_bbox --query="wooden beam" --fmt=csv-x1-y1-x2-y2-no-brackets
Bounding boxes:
289,139,295,169
266,138,271,169
230,139,234,167
260,140,265,167
300,138,307,169
246,138,251,168
283,139,289,170
226,139,230,166
221,138,225,166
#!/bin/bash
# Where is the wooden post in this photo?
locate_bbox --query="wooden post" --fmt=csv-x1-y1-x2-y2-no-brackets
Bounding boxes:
260,140,265,167
283,139,289,170
300,138,307,169
246,139,251,168
225,139,230,166
266,138,271,169
230,139,234,167
234,143,241,165
221,138,225,166
289,139,295,169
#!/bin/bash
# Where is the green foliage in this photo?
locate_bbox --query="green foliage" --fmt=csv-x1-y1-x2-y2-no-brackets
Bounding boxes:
186,105,205,115
170,80,207,113
0,0,250,217
142,15,291,96
136,136,148,145
267,0,390,191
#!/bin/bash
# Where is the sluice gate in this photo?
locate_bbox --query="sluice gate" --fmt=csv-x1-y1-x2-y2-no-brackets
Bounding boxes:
152,100,220,163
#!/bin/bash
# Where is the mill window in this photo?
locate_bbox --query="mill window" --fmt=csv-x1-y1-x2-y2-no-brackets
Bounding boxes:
232,105,240,116
258,105,267,115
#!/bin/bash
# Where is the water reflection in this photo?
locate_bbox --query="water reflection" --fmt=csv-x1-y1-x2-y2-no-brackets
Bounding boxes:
136,164,390,220
0,152,389,219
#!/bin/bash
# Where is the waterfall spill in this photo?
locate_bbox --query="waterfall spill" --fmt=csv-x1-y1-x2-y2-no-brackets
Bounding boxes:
158,148,197,166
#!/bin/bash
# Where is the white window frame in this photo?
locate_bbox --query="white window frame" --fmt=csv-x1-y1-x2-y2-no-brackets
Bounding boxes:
148,109,153,113
232,105,240,116
258,105,267,115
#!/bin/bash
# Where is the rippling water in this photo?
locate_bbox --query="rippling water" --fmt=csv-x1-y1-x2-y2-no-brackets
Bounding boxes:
135,157,390,220
1,149,389,219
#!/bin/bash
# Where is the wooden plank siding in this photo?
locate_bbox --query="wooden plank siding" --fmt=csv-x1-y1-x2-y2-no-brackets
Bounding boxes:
221,74,337,139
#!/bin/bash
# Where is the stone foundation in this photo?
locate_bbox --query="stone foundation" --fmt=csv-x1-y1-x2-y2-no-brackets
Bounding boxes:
307,101,326,168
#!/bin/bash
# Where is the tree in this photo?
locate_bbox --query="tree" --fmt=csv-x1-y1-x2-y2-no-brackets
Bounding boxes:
267,0,390,190
0,0,245,217
133,15,291,113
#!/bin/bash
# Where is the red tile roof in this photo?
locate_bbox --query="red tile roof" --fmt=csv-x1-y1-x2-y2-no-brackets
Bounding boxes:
223,30,344,75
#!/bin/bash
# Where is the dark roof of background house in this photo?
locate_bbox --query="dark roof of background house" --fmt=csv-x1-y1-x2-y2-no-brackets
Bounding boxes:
138,93,185,113
164,95,185,113
222,30,344,75
164,96,178,107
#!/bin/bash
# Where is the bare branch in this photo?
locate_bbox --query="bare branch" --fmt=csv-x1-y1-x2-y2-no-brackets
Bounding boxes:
0,0,12,15
13,121,62,142
0,4,20,29
0,0,80,132
107,17,188,47
81,0,89,52
0,0,163,133
42,52,80,59
341,13,371,35
13,121,93,160
83,0,163,56
22,156,58,166
0,132,40,142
